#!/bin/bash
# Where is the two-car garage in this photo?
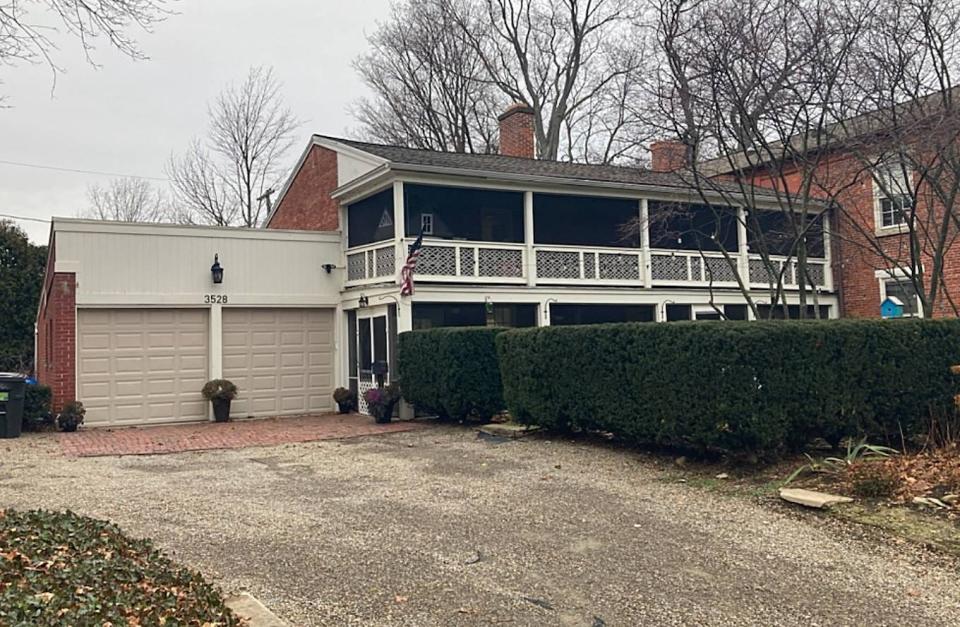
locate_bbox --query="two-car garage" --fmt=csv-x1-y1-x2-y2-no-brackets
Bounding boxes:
77,307,336,427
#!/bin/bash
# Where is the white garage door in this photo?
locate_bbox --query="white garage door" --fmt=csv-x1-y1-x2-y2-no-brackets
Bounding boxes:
78,309,209,427
222,308,335,418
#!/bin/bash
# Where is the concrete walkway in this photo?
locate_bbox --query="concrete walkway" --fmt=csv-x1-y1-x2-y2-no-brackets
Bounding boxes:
56,414,424,457
3,426,959,626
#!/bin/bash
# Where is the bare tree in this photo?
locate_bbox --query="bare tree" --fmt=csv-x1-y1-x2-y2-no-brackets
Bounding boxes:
168,67,299,228
0,0,167,99
83,177,167,222
819,0,960,317
354,0,650,163
354,0,502,153
631,0,873,319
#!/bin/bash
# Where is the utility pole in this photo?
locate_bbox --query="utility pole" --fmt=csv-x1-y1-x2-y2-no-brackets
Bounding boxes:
258,188,276,218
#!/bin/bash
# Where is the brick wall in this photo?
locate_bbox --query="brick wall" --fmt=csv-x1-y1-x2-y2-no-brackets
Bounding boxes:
745,151,960,318
266,145,340,231
36,270,76,412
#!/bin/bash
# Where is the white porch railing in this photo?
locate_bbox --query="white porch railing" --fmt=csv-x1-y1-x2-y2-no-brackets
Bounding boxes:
346,241,396,286
344,239,831,290
648,249,829,289
412,239,527,284
535,245,644,286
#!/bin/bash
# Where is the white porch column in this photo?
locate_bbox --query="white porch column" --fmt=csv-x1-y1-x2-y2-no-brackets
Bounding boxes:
640,198,652,287
396,298,413,333
393,181,406,282
737,206,750,283
524,191,536,286
538,299,552,327
822,210,834,293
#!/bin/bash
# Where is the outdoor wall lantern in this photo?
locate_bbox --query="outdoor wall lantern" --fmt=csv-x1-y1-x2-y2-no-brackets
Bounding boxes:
211,254,224,284
322,263,337,274
358,294,369,309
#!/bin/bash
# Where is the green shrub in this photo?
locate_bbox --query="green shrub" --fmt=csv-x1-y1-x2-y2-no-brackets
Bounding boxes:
496,319,960,457
22,384,53,432
397,327,508,421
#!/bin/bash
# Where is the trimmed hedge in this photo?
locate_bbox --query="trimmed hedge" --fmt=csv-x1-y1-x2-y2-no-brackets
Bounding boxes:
496,319,960,456
397,327,507,420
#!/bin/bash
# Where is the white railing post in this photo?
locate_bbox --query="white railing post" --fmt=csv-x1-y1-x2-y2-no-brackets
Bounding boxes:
640,198,652,287
822,210,834,292
524,191,536,286
394,181,405,285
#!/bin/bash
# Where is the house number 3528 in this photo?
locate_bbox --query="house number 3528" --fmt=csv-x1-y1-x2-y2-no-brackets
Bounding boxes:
204,294,228,304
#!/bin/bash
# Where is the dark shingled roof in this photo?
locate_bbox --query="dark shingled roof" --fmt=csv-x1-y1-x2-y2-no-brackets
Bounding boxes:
320,135,770,196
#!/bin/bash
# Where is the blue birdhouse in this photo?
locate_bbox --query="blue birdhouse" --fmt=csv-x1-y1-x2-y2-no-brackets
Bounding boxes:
881,296,905,319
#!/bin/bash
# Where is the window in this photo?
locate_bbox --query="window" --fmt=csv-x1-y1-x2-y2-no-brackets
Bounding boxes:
550,304,655,326
404,184,523,242
534,194,640,248
420,213,434,235
348,189,395,247
412,303,537,329
665,304,692,321
757,304,832,320
873,161,913,230
882,277,922,317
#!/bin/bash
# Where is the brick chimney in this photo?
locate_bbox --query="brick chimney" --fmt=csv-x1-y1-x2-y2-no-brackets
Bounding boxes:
498,103,536,159
650,139,688,173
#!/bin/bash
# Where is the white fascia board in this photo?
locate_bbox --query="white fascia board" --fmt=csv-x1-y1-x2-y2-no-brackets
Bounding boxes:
52,217,341,243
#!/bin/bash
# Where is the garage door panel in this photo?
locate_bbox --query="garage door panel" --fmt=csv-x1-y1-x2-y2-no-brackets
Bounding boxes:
78,309,209,427
223,308,334,418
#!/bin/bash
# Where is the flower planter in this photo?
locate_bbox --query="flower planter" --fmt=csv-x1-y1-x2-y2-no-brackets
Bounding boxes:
212,398,232,423
336,402,353,415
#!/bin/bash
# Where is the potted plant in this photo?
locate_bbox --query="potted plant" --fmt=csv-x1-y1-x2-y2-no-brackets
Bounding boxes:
201,379,238,423
56,401,86,433
333,387,356,414
363,382,401,424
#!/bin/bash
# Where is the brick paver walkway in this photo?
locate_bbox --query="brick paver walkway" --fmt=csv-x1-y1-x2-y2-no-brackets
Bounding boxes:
57,414,426,458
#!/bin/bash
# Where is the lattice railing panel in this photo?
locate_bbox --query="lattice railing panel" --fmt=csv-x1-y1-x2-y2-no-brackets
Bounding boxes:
704,257,738,282
690,257,703,282
797,263,826,287
598,253,640,280
478,248,523,278
347,252,367,281
374,246,395,278
651,255,689,281
749,258,777,284
418,246,457,275
537,250,580,279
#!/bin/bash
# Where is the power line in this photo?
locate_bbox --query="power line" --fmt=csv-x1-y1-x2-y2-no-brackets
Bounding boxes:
0,213,51,224
0,159,169,182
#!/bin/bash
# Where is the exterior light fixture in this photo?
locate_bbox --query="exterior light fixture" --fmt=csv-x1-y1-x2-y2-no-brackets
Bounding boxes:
322,263,337,274
358,294,369,309
211,254,224,284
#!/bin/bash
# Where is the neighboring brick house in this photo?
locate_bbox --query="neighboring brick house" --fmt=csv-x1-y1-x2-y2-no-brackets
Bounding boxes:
701,93,960,319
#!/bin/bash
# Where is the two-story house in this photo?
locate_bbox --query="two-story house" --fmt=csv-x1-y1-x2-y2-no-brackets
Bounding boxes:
36,104,837,424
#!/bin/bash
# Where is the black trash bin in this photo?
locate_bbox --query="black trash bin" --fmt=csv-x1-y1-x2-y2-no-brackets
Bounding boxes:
0,375,26,439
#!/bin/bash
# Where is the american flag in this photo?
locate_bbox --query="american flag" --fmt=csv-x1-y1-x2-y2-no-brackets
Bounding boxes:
400,232,424,296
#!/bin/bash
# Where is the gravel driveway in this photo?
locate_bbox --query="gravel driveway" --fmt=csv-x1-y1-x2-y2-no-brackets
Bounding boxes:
1,425,959,626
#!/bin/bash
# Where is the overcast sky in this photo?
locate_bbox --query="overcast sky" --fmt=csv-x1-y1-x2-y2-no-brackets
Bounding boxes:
0,1,391,243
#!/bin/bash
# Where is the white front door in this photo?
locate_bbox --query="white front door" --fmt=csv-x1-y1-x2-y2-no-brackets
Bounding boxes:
352,307,392,414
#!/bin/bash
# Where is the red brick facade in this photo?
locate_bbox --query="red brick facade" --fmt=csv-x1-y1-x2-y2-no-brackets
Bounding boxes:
498,104,536,159
266,145,340,231
36,261,76,412
745,151,960,318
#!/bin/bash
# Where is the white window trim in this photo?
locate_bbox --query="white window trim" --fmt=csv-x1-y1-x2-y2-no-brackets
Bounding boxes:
875,268,924,318
420,212,434,235
872,160,913,236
